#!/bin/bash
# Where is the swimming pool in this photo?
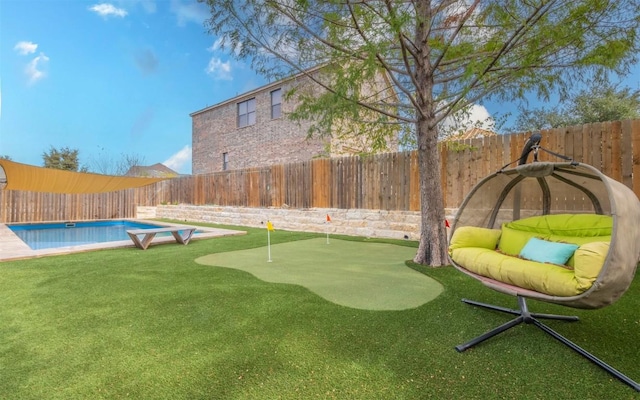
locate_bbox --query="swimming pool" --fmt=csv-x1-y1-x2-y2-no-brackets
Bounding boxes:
8,220,171,250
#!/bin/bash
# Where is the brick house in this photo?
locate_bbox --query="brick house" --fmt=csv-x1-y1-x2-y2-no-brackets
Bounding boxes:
125,163,180,177
191,67,399,174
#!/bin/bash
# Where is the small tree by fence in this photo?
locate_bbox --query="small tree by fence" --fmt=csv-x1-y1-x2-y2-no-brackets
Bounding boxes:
1,120,639,223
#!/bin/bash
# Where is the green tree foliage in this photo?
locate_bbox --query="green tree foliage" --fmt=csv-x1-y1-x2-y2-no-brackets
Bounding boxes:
42,146,84,172
512,82,640,132
202,0,640,265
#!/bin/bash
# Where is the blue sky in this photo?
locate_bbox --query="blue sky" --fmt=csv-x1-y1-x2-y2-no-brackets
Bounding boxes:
1,1,638,175
1,0,268,174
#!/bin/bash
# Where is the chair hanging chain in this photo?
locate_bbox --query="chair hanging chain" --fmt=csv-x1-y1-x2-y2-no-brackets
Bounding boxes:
532,144,540,162
537,146,574,163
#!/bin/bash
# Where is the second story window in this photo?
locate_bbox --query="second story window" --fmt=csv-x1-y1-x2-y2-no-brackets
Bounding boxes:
222,152,229,171
271,88,282,119
237,98,256,128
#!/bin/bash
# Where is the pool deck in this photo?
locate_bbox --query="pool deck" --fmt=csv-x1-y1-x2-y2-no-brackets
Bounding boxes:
0,220,246,262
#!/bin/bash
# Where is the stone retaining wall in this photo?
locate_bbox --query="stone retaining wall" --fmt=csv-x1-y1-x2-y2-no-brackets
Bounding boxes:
150,205,457,240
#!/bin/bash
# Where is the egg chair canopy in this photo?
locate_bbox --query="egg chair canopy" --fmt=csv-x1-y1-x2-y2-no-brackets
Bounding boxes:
0,159,169,194
451,161,640,309
454,162,615,228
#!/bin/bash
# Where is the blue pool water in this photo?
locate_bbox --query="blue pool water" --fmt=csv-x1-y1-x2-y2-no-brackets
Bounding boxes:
8,220,170,250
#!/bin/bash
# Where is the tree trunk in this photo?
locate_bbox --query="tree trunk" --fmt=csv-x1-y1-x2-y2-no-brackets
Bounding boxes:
413,117,449,266
412,0,449,266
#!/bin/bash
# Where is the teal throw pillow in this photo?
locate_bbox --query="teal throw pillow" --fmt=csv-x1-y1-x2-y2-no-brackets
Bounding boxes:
519,237,579,265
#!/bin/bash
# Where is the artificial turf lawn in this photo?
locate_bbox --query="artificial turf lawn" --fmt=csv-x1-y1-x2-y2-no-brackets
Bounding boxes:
1,222,638,399
195,238,443,310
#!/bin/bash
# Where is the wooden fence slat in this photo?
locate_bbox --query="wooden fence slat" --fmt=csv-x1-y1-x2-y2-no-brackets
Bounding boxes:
410,151,420,211
602,121,613,178
611,121,622,182
593,122,603,173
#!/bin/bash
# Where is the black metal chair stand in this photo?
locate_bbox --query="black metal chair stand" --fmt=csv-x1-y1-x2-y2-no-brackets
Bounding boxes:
455,296,640,392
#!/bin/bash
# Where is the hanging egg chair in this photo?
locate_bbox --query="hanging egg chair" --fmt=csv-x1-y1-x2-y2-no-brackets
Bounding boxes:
448,133,640,391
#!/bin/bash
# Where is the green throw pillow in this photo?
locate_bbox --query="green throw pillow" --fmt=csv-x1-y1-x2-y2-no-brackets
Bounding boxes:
519,237,579,265
573,241,609,289
498,225,539,256
449,226,501,253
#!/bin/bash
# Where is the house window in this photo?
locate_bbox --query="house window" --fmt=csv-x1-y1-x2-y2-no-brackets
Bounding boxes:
237,98,256,128
271,88,282,119
222,152,229,171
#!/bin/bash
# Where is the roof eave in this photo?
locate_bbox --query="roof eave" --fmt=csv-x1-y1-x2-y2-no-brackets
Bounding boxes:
190,65,326,117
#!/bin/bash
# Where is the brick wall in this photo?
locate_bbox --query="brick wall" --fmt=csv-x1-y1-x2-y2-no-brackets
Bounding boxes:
191,69,399,175
192,78,326,175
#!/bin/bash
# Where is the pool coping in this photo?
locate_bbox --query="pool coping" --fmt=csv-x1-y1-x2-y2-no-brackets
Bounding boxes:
0,219,246,262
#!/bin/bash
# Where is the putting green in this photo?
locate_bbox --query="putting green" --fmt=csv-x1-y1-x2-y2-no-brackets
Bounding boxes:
195,238,443,310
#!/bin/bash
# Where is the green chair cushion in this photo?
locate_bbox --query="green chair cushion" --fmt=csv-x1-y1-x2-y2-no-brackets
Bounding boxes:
497,225,538,256
450,247,580,296
498,214,612,257
448,226,501,253
573,241,609,290
505,214,612,237
449,214,613,297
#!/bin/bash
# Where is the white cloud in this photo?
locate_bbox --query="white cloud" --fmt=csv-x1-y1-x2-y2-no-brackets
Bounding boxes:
466,104,494,129
440,103,495,137
89,3,128,18
208,38,224,52
163,145,192,174
170,0,209,27
205,57,232,80
209,36,242,56
14,41,49,85
25,53,50,85
14,41,38,55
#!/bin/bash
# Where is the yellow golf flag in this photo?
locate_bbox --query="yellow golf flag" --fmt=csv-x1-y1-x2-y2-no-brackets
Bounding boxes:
266,221,274,231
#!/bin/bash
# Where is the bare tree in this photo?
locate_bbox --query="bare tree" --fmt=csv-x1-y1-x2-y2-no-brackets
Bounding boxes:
87,149,146,176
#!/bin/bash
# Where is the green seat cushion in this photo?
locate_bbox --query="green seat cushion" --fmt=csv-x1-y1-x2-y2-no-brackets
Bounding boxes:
573,241,609,290
551,235,611,268
497,225,539,256
451,214,612,297
505,214,612,237
498,214,612,256
449,226,501,254
450,247,580,296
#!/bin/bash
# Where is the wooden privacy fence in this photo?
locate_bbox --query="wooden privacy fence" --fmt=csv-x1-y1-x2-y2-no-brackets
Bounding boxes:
135,119,640,210
133,152,422,211
0,190,140,223
1,119,639,223
443,119,640,212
